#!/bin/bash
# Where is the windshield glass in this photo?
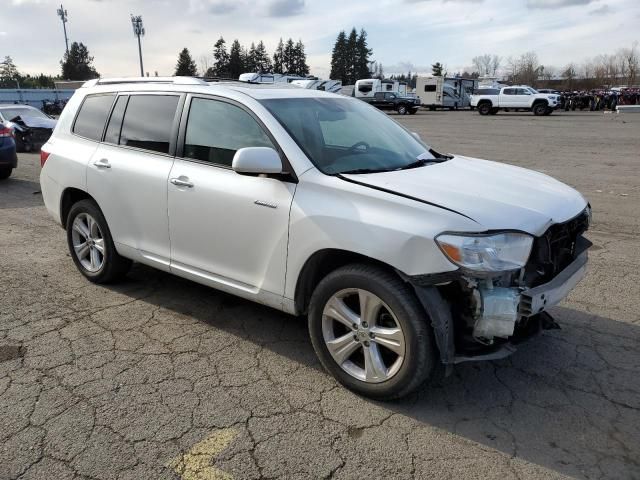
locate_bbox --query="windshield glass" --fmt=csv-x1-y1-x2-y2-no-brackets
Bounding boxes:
1,107,48,120
260,97,433,174
526,87,538,94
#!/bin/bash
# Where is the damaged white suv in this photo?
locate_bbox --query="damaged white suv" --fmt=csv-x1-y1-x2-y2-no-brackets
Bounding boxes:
40,78,591,400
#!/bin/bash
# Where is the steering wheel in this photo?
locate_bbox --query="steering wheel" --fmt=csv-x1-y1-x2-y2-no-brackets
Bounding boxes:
348,141,370,153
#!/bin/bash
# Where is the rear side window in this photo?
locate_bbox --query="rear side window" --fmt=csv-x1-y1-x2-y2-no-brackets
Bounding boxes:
73,94,115,141
104,96,128,145
424,85,437,92
183,98,275,167
119,95,179,154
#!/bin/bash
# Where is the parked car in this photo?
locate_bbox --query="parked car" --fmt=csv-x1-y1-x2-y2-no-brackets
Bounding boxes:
40,77,591,400
361,91,421,115
0,104,57,152
470,86,560,116
0,122,18,179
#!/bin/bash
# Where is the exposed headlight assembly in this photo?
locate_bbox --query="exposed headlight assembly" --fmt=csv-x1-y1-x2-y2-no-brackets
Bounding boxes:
436,232,533,273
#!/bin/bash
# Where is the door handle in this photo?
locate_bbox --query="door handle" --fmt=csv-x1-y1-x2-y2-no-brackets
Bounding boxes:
170,177,194,188
94,159,111,169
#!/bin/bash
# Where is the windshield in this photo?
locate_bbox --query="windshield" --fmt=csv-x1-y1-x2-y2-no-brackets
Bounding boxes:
1,107,48,120
260,97,433,175
526,87,538,94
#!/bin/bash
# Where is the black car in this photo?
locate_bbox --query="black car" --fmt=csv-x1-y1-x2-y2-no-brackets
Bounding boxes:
361,92,421,115
0,122,18,179
0,104,57,152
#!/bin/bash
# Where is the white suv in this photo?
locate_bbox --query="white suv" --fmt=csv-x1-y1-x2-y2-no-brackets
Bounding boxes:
40,77,591,400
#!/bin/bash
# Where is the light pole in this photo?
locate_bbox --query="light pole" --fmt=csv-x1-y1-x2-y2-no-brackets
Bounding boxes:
131,15,145,77
57,4,69,56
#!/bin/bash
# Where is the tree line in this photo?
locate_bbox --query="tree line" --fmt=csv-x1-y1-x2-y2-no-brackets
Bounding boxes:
329,28,372,85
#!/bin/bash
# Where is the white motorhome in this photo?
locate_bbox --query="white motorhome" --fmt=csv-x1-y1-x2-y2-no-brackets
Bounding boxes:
354,79,408,99
416,76,478,110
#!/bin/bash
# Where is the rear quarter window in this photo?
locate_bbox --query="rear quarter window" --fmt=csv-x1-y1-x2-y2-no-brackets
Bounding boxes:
72,94,115,141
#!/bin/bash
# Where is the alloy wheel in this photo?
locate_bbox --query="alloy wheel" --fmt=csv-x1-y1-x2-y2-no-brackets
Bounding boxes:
71,213,105,273
321,288,406,383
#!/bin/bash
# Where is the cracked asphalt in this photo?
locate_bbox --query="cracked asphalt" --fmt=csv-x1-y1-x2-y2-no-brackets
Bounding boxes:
1,110,639,480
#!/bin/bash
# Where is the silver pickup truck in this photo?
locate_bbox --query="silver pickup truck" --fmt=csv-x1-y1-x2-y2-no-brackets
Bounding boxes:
470,86,559,116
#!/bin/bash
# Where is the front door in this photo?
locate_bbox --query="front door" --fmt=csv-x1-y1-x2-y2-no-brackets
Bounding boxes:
167,96,295,300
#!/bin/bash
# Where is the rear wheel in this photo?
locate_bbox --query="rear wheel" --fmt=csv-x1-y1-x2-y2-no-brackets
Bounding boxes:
308,264,437,400
489,108,499,115
0,167,12,180
66,199,131,284
478,103,492,115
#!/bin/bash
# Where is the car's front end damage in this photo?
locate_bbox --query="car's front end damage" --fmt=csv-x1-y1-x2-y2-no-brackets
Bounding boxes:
409,206,591,370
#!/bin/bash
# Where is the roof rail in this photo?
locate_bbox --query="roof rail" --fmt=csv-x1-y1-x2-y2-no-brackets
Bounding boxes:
81,77,209,88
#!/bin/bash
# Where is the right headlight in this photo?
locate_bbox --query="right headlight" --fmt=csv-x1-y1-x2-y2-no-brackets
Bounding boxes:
436,232,534,273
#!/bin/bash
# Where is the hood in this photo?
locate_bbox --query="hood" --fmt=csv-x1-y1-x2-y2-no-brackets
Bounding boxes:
8,115,57,130
342,155,587,236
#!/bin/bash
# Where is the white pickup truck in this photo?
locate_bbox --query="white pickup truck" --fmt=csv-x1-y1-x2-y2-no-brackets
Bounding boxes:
470,86,560,116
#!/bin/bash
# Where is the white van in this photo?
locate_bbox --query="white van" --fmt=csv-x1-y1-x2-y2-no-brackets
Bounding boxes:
416,76,478,110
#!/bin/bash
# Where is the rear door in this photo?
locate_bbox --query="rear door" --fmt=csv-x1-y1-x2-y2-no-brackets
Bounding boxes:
86,92,183,268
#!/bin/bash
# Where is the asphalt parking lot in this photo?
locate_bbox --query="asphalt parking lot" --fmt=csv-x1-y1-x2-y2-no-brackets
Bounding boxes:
1,110,639,480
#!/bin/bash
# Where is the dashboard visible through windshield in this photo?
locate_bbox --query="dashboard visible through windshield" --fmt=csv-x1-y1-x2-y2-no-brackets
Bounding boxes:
260,97,436,175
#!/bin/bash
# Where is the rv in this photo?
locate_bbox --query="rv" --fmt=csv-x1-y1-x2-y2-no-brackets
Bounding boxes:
416,76,478,110
238,73,342,93
354,79,408,99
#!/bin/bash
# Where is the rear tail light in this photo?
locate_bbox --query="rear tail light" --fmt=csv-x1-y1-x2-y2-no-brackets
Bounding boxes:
0,126,13,138
40,149,51,168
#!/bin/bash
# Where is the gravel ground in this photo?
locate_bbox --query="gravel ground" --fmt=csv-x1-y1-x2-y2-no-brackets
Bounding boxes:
1,110,638,480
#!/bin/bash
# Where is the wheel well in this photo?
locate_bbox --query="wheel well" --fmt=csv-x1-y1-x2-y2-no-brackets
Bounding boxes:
60,188,93,227
294,249,400,315
478,100,492,107
532,99,548,107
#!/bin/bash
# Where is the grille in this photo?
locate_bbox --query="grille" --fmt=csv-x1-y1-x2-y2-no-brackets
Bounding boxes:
524,209,589,287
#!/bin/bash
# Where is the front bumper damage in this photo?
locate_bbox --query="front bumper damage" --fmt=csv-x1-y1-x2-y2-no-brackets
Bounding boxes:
409,236,590,372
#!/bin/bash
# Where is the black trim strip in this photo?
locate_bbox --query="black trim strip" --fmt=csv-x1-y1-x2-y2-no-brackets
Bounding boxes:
336,174,478,223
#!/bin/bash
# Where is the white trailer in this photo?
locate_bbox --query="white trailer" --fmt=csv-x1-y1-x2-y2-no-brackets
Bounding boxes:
416,76,478,110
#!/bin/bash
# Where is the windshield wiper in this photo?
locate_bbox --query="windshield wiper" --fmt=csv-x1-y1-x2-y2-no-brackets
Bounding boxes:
338,167,396,175
397,158,435,170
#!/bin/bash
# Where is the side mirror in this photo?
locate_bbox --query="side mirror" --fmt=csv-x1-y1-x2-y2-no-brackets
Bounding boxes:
232,147,282,175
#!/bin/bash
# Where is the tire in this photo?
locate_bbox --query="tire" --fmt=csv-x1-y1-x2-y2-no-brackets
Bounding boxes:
66,199,132,284
397,105,408,115
409,108,418,115
544,108,553,116
0,167,12,180
533,103,547,116
478,102,492,115
308,263,437,400
489,108,499,115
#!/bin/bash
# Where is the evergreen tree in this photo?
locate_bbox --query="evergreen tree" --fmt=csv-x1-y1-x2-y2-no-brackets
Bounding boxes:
212,37,230,77
246,43,257,72
273,38,285,74
283,38,295,73
432,62,444,76
174,48,197,76
330,31,348,83
293,40,310,76
254,41,272,72
228,39,244,78
355,29,372,80
346,28,358,84
61,42,99,80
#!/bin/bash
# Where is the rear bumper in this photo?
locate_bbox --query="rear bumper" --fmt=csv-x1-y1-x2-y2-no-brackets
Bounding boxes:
0,144,18,168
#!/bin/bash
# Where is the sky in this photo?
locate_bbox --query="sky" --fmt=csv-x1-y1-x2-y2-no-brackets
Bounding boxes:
2,0,639,79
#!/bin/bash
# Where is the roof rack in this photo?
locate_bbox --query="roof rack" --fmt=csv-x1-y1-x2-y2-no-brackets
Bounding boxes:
81,77,209,88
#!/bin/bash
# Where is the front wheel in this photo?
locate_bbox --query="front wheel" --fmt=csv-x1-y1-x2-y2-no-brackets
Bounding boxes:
66,199,132,284
409,108,418,115
308,264,437,400
397,105,408,115
533,103,548,116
